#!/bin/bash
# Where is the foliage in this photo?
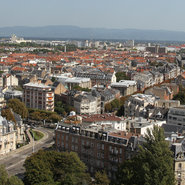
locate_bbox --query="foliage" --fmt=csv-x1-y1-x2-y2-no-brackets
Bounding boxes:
0,165,24,185
116,72,130,82
173,88,185,104
24,150,91,185
116,126,175,185
104,98,120,112
73,85,91,92
28,109,61,123
54,101,75,116
51,77,56,82
1,108,16,124
93,171,110,185
54,44,78,52
8,99,28,118
116,96,129,116
48,113,62,123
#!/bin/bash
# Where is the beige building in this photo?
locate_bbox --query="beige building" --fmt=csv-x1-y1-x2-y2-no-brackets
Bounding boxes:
23,82,54,112
111,80,137,96
65,77,91,90
155,100,180,109
0,116,16,155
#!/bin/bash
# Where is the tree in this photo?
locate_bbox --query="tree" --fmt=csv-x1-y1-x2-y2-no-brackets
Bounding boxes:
8,99,28,118
116,72,130,82
0,165,8,185
173,91,185,104
24,150,91,185
116,126,175,185
51,77,56,82
48,113,61,123
93,171,110,185
6,176,24,185
0,165,24,185
1,108,16,124
104,103,112,112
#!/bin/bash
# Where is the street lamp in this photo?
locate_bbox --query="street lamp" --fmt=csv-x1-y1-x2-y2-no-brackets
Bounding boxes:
32,131,34,153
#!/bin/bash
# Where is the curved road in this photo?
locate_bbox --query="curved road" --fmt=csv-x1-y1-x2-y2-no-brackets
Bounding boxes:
0,127,54,177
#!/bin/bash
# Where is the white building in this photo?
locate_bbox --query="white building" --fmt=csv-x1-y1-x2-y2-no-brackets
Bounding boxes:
74,94,101,115
0,116,16,155
23,82,54,111
125,117,165,136
125,94,156,117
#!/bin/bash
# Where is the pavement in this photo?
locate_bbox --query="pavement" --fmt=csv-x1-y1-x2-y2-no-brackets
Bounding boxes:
0,127,55,177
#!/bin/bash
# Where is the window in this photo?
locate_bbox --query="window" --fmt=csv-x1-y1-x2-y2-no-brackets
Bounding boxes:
178,163,182,170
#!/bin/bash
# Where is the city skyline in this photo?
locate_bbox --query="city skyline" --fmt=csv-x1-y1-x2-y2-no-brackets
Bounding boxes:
1,0,185,32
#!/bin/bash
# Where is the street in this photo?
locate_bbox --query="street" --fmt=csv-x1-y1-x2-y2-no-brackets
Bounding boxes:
0,127,55,178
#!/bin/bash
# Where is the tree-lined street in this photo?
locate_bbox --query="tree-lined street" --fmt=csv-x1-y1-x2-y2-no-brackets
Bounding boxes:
0,128,54,177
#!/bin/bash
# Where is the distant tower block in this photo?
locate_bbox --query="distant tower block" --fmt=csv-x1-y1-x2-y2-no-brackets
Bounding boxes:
64,45,67,52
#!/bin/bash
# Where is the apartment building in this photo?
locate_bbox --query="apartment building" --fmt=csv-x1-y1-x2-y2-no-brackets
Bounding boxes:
155,100,180,109
0,74,18,88
65,77,91,90
75,70,116,86
124,94,156,117
171,137,185,185
55,122,139,179
23,82,54,111
74,93,101,114
111,80,137,96
167,107,185,127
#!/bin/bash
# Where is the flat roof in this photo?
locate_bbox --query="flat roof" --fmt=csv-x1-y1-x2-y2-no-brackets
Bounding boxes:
23,82,51,88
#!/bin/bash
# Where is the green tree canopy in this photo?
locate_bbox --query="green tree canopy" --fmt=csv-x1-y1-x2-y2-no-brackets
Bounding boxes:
173,91,185,104
93,171,110,185
0,165,24,185
116,126,175,185
8,99,28,118
24,150,91,185
1,108,16,124
116,72,130,82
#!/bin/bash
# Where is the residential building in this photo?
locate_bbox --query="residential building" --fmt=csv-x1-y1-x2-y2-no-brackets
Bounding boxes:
55,121,140,179
171,138,185,185
23,82,54,111
111,80,137,96
75,69,116,86
74,93,101,115
145,86,173,100
124,117,166,136
65,77,91,90
167,107,185,127
124,94,156,117
0,115,16,154
0,74,18,88
155,100,180,109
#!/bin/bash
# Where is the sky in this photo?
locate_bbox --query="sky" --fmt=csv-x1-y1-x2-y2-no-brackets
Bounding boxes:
1,0,185,31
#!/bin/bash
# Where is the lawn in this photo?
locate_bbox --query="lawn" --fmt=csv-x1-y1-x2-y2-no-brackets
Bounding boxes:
30,129,44,141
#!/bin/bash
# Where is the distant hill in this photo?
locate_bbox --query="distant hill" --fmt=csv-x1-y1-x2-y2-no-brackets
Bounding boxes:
0,25,185,41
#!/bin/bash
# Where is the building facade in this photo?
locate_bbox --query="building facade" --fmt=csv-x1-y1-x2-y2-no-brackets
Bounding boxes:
55,122,139,179
0,116,16,155
23,82,54,111
167,107,185,127
111,80,137,96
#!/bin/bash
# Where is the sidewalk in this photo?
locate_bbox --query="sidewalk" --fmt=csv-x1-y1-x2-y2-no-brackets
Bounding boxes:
0,128,48,160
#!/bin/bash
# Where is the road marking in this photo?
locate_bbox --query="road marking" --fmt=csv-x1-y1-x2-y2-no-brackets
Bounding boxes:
6,159,25,170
